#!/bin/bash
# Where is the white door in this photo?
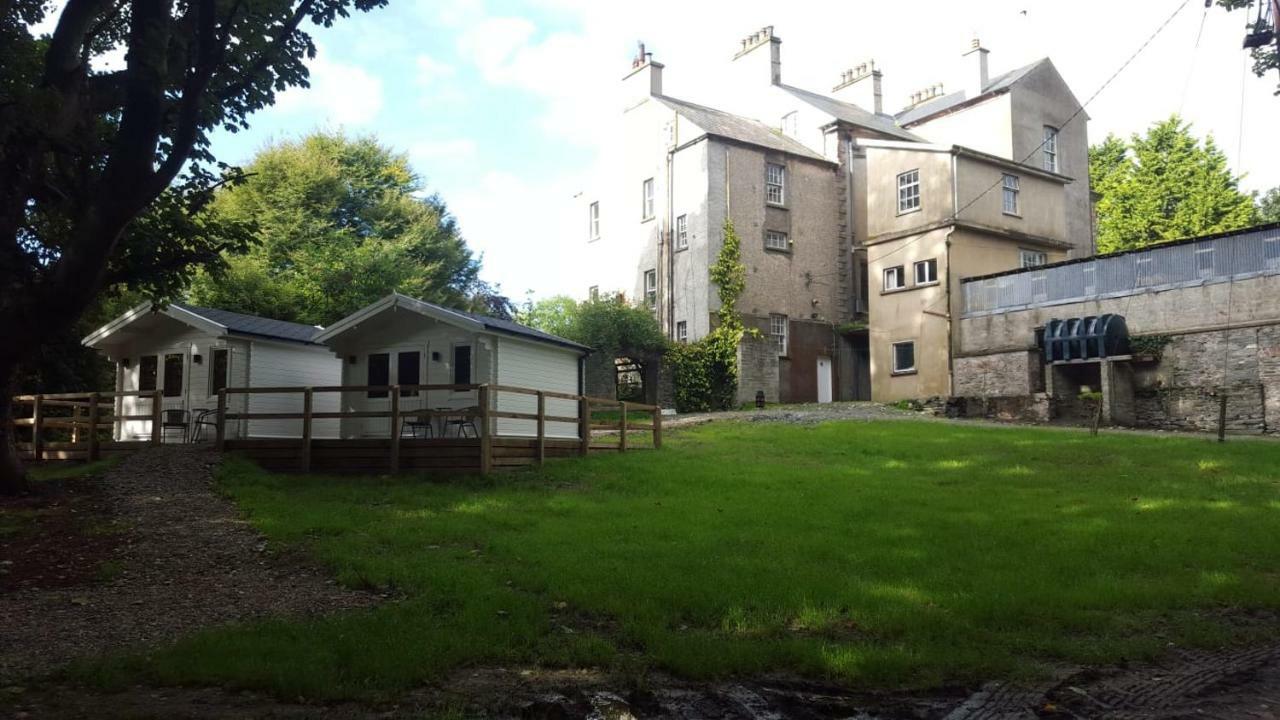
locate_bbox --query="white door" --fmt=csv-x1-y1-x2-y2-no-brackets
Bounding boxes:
817,356,833,404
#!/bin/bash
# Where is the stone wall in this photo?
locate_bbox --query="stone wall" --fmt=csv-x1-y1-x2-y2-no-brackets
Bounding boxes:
737,333,780,406
954,350,1040,396
949,394,1051,423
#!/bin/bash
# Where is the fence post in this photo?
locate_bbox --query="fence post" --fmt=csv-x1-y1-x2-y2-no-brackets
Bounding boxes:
652,406,662,450
389,386,400,474
578,397,590,456
478,385,492,475
71,405,81,444
1218,391,1228,443
215,389,227,451
151,389,162,446
536,391,546,466
618,401,628,453
32,395,43,461
300,387,313,472
87,393,101,461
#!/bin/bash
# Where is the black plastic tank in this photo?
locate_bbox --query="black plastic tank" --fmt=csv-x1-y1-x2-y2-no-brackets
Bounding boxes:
1042,314,1130,363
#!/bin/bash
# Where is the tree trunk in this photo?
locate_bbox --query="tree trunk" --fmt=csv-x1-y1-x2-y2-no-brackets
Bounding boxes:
0,373,30,495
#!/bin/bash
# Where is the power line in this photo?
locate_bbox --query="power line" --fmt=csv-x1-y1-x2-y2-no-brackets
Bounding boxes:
1177,3,1211,115
869,0,1192,266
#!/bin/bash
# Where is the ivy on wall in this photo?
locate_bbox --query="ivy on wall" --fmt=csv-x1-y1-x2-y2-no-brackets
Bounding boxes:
669,220,752,412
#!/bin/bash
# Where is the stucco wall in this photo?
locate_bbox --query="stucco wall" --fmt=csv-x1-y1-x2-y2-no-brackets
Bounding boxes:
908,93,1013,159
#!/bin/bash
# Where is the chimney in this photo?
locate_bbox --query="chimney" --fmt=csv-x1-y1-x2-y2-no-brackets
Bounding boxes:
963,37,989,97
622,41,663,111
832,59,883,114
731,25,781,86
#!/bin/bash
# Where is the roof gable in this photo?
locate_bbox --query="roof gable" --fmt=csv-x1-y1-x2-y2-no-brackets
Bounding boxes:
775,84,919,141
655,95,830,162
82,302,323,348
895,58,1050,127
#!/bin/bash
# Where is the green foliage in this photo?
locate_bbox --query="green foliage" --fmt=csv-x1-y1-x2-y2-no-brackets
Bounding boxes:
1257,186,1280,223
1130,334,1173,359
188,132,482,326
519,295,580,340
1217,0,1279,95
520,294,665,358
1090,117,1258,253
670,220,749,412
75,423,1280,699
838,320,869,335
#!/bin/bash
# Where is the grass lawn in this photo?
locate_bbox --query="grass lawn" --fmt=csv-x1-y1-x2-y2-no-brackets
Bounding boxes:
78,419,1280,701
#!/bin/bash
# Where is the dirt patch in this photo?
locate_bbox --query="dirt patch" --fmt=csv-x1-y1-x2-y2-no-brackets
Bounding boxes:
0,446,377,683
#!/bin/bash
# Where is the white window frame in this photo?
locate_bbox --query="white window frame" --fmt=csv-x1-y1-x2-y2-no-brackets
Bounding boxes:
1042,126,1058,173
588,285,599,301
770,314,788,356
642,178,654,220
675,214,688,250
1019,249,1047,269
1195,245,1215,276
1135,255,1156,286
588,201,600,240
1002,173,1021,216
676,321,688,344
781,111,798,137
891,341,916,374
643,269,657,308
913,258,938,285
883,265,906,291
764,230,789,251
1030,273,1048,301
897,169,920,214
765,163,786,205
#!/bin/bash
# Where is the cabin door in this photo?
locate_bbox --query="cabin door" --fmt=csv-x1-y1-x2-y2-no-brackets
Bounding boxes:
362,346,425,437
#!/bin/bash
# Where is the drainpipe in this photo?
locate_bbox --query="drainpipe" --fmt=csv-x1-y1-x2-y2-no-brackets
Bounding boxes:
665,142,676,337
945,230,955,398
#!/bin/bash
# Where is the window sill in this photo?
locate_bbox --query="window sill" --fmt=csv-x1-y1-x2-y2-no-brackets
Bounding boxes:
588,236,601,243
1003,211,1022,218
880,286,911,295
890,369,918,376
640,215,655,223
766,202,789,210
913,280,940,288
764,246,792,255
674,244,689,253
896,207,921,217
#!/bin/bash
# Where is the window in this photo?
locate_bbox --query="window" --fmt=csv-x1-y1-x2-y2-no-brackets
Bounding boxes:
770,314,788,356
883,265,906,291
162,353,183,397
641,178,654,219
139,355,158,392
914,258,938,285
676,321,688,344
210,349,229,395
366,352,390,398
453,345,472,385
1195,246,1215,276
675,214,688,250
781,111,798,136
1019,249,1047,268
1031,273,1048,300
891,341,916,374
588,285,600,301
1082,264,1097,294
398,351,421,396
766,163,786,205
1002,173,1020,215
897,169,920,213
1042,126,1059,172
765,230,789,251
644,269,657,308
1136,255,1155,286
1266,237,1280,267
588,201,600,240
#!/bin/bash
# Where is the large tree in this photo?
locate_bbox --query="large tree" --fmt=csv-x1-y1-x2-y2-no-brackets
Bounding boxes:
1219,0,1279,94
1257,186,1280,222
1090,116,1258,253
189,132,483,326
0,0,385,492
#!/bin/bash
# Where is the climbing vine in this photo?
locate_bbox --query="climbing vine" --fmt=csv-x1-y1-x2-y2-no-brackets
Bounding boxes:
669,220,751,412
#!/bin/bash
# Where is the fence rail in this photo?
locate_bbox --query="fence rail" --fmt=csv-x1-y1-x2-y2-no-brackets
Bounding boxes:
962,225,1280,316
11,383,663,473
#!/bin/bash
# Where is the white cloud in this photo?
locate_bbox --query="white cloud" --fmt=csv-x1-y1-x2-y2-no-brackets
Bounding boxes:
415,54,457,85
274,49,384,126
457,17,538,77
409,138,478,163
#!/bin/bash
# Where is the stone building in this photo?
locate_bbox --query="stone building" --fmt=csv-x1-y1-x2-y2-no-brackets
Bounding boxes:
579,27,1092,405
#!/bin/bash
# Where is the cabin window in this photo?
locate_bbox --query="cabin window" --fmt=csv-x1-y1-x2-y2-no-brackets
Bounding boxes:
892,341,916,374
398,351,421,396
367,353,390,398
162,353,184,397
453,345,472,385
139,355,158,391
210,349,229,395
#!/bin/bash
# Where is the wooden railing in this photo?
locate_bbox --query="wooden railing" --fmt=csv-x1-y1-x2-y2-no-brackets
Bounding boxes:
11,383,664,473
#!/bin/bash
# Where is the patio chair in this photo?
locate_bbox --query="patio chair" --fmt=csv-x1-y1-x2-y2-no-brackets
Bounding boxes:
190,408,218,443
442,407,479,438
161,408,189,444
401,414,434,439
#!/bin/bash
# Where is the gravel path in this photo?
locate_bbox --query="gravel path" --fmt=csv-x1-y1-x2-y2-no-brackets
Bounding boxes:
0,445,376,682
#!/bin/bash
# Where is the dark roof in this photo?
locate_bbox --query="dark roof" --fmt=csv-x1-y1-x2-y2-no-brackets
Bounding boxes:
776,84,919,141
656,95,829,162
172,303,324,345
895,58,1048,127
394,295,592,353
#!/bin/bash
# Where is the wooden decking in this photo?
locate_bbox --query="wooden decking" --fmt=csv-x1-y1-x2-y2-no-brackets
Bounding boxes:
10,384,662,475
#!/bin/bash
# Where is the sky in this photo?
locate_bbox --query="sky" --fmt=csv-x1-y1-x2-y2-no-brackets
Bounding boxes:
205,0,1280,301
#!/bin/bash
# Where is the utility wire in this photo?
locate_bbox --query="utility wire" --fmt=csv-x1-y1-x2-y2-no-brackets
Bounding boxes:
1177,3,1210,115
869,0,1192,266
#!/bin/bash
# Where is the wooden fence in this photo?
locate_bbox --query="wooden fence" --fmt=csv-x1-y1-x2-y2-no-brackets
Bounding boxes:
11,383,662,475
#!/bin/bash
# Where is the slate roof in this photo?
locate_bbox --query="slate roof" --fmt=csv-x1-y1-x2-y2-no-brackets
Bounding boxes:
776,84,919,141
895,58,1048,127
655,95,829,162
394,295,592,353
172,303,324,345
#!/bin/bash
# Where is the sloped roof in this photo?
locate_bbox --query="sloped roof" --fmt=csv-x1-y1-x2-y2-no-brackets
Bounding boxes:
172,303,324,344
895,58,1048,127
776,84,919,141
406,296,593,353
656,95,829,162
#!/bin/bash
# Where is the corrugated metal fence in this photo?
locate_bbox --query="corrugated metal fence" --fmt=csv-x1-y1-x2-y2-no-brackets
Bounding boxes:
962,225,1280,316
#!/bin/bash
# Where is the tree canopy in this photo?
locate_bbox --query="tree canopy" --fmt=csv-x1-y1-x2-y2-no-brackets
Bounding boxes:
0,0,384,492
189,132,483,326
1257,186,1280,223
519,295,666,358
1089,116,1258,253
